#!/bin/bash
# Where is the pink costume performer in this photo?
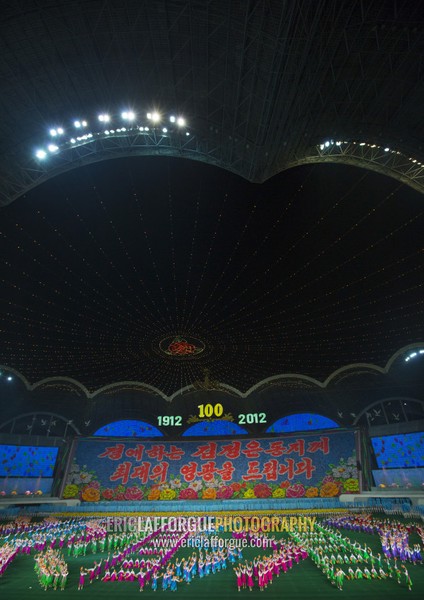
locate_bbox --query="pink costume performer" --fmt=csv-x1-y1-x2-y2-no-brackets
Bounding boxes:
138,571,145,591
78,570,86,590
247,568,254,590
235,567,242,591
258,569,265,591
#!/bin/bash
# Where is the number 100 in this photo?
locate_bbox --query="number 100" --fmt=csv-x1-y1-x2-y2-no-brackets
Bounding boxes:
197,403,223,418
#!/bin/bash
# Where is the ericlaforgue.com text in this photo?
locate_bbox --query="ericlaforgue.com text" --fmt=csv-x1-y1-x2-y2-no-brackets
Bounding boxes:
160,536,273,549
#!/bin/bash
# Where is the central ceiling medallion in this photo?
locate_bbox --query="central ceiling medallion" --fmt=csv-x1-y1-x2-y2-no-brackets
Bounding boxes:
159,335,205,358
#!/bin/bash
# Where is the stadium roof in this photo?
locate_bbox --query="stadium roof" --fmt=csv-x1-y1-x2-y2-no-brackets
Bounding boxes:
1,0,424,205
0,1,423,396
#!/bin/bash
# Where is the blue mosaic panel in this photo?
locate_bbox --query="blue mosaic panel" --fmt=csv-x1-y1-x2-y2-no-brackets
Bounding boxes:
182,420,248,436
0,445,58,477
94,420,164,437
371,432,424,468
266,413,339,433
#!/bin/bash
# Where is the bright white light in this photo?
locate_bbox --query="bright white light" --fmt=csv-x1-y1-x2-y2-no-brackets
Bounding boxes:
176,117,186,127
186,131,190,136
139,126,144,131
35,149,47,159
150,111,161,123
105,130,110,135
122,111,135,121
98,114,110,123
57,127,64,135
70,138,76,143
324,141,330,147
359,142,365,146
7,376,12,381
49,128,57,136
404,350,424,362
144,127,149,131
319,144,325,150
162,127,168,133
170,115,176,123
82,120,87,127
384,147,390,152
48,144,59,152
74,120,81,128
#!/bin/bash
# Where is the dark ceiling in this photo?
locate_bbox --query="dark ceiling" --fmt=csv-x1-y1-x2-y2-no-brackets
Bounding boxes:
1,158,423,394
0,1,423,395
1,0,424,204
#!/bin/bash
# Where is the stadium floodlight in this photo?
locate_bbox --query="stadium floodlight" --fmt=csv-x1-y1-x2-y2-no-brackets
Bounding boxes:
98,114,110,122
74,120,81,128
186,131,190,136
70,138,76,143
150,111,161,123
384,147,390,152
48,144,59,152
324,141,330,147
35,149,47,159
162,127,168,133
122,111,135,121
169,115,176,123
176,117,186,127
49,128,57,136
7,376,12,381
82,120,87,127
57,127,64,135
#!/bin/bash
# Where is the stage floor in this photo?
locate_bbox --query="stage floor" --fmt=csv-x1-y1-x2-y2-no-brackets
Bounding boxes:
0,515,423,599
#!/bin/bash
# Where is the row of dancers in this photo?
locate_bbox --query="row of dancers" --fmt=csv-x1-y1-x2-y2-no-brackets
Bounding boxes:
34,548,68,591
292,523,414,591
0,543,18,577
323,513,422,563
234,542,308,591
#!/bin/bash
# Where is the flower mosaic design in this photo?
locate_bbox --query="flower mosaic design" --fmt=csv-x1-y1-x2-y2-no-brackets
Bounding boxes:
65,448,360,502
